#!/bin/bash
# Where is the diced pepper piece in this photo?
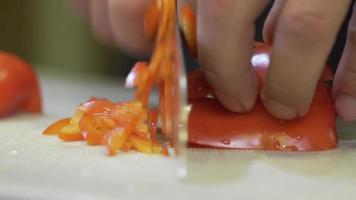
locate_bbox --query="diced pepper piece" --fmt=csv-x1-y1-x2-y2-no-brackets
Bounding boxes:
130,135,153,154
126,62,149,89
78,99,116,115
105,113,141,156
58,131,84,141
43,118,71,135
80,114,114,145
57,110,85,142
144,0,160,40
84,131,107,145
134,122,150,139
111,101,145,126
122,140,133,152
152,142,162,154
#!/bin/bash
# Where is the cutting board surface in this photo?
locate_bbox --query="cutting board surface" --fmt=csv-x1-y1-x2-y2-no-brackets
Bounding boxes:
1,73,356,200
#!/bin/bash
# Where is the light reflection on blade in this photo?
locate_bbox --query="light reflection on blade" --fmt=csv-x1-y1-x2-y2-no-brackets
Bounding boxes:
170,27,189,178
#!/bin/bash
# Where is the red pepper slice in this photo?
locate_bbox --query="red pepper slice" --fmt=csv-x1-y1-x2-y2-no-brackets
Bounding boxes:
187,43,337,151
144,0,160,40
0,52,42,117
180,3,197,58
130,134,154,154
188,82,337,151
58,131,84,142
43,118,71,135
78,98,116,115
79,114,111,145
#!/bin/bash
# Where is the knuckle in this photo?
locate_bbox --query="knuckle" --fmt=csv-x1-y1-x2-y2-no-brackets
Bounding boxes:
280,10,330,42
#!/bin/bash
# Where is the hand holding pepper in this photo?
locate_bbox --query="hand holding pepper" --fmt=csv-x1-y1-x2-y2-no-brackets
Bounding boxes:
73,0,356,121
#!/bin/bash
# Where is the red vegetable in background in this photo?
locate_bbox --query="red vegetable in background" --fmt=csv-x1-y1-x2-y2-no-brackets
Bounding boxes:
0,51,42,117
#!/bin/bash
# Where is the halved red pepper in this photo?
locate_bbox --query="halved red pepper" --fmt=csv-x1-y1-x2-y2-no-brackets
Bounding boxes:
0,52,42,118
187,43,337,151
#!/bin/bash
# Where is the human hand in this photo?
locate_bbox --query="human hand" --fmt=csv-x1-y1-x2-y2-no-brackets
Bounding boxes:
74,0,356,121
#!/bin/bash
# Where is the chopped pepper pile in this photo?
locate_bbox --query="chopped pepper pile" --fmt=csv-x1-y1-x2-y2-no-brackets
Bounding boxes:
43,0,177,156
44,98,167,155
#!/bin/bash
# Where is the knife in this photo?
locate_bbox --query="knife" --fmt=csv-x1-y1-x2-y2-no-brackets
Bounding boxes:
168,26,189,177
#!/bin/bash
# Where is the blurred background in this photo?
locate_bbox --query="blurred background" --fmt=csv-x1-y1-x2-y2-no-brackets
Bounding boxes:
0,0,350,78
0,0,134,77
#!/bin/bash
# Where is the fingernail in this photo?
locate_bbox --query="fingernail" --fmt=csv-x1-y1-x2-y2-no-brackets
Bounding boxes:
335,95,356,122
215,91,245,112
263,98,298,120
212,71,257,113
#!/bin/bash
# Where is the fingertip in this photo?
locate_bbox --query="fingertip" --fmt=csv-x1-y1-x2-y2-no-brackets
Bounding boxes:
214,71,258,113
215,92,245,113
215,88,257,113
335,95,356,122
261,90,307,120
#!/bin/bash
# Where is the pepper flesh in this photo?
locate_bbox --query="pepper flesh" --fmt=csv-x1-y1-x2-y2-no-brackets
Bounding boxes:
187,43,337,151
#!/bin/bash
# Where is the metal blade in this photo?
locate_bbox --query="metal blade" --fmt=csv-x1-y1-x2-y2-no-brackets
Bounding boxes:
169,26,189,177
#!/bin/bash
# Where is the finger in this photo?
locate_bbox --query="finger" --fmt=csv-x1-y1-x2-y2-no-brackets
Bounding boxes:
263,0,286,44
197,0,270,112
108,0,152,55
90,0,115,46
262,0,351,119
333,3,356,121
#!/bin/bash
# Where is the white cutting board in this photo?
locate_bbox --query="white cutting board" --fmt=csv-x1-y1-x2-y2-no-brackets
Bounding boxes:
0,73,356,200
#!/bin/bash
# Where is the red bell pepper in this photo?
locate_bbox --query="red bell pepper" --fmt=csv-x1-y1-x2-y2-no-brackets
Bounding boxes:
0,52,42,117
187,43,337,151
